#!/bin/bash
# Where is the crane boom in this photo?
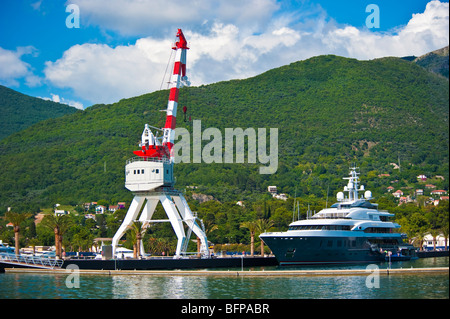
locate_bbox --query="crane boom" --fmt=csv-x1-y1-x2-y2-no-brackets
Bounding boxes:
133,29,189,162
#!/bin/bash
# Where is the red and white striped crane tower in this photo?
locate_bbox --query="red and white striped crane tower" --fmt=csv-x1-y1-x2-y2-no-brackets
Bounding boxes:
133,28,189,162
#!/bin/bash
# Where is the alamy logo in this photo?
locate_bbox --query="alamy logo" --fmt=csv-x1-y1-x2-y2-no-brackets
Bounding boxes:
65,264,80,288
365,4,380,29
173,120,278,174
365,264,380,288
66,4,80,29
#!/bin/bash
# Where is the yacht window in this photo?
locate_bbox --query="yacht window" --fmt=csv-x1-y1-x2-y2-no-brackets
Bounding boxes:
364,227,392,233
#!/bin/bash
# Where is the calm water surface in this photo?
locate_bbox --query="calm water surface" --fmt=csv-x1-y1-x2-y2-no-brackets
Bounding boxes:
0,257,448,299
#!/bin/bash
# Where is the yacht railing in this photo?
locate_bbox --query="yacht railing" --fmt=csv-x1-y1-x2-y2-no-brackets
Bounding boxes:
126,157,171,165
310,212,350,219
0,253,64,269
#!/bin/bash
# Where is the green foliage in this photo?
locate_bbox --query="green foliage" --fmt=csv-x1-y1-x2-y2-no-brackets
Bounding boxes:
0,54,448,245
413,46,449,79
0,85,79,140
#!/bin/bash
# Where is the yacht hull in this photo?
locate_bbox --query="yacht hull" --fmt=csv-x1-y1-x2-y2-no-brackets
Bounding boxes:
261,235,386,265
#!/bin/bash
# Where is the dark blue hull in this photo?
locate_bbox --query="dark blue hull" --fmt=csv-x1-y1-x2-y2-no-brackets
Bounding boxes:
261,236,387,265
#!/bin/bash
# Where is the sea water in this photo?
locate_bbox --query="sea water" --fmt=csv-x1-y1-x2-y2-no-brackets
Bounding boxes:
0,257,447,299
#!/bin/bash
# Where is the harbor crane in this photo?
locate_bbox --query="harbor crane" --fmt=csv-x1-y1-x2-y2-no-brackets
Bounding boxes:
112,29,210,259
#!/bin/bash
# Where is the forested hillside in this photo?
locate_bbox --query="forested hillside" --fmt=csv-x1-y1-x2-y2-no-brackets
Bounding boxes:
0,54,448,213
414,46,449,79
0,85,79,140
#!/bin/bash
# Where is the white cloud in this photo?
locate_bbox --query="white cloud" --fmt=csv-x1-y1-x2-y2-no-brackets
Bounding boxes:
321,0,449,59
0,46,41,87
40,93,84,110
72,0,279,36
44,40,169,103
46,1,449,105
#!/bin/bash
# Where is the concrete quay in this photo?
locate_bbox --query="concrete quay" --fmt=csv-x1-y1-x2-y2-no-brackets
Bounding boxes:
4,266,448,277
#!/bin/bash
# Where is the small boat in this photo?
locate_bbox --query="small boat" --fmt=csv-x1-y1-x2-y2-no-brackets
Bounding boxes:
0,242,15,254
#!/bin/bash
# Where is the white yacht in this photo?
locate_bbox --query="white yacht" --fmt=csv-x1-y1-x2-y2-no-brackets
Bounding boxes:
260,167,416,265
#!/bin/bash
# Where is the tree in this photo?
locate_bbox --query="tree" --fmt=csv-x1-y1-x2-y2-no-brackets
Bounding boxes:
5,212,31,256
255,219,274,256
441,225,449,251
198,220,218,256
429,228,441,251
414,231,428,251
127,221,144,258
240,221,258,256
41,214,72,259
27,238,40,256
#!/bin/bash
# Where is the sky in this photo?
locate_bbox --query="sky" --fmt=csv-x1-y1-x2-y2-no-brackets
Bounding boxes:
0,0,448,109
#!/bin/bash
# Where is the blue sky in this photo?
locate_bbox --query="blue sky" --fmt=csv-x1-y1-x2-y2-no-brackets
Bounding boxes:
0,0,448,109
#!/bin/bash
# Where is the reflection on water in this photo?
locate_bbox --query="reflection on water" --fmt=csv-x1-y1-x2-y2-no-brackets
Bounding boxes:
111,275,211,299
0,257,448,299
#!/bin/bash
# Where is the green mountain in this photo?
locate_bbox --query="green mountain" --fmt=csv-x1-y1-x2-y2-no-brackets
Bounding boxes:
0,54,448,212
0,85,79,140
413,46,449,79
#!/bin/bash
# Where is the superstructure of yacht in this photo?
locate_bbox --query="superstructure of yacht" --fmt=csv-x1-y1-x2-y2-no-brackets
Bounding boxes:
260,167,416,265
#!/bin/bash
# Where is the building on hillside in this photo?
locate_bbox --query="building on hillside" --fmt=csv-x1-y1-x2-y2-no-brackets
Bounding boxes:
273,193,288,201
84,202,97,211
54,210,68,216
399,196,412,205
421,233,448,251
392,190,403,198
267,186,277,194
108,205,119,213
431,190,448,196
95,205,106,214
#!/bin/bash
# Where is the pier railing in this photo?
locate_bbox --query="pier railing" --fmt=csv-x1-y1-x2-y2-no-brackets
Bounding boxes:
0,253,64,269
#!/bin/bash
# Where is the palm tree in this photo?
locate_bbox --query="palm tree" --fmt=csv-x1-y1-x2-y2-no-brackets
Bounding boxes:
255,219,274,256
414,231,427,251
198,220,218,256
5,212,31,256
240,221,258,256
430,229,441,251
41,214,72,259
27,238,40,256
158,238,175,256
442,225,449,251
127,221,144,258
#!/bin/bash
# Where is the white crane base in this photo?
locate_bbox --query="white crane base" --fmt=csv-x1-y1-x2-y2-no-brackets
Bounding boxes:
111,188,210,259
125,157,174,192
